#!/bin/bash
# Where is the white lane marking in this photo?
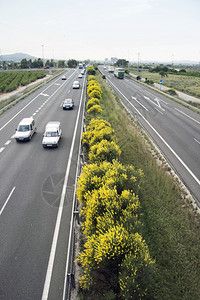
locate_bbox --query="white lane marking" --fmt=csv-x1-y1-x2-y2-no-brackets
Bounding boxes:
67,90,70,94
40,93,49,97
194,138,200,145
62,75,86,300
55,83,61,86
131,96,148,111
0,71,76,132
33,113,36,116
144,95,165,111
0,187,16,216
175,108,200,125
5,140,11,145
108,78,200,186
42,74,86,300
11,134,15,139
0,147,5,153
154,107,164,115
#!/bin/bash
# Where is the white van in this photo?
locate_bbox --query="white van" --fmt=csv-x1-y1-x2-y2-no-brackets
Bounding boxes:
15,117,36,142
42,121,62,148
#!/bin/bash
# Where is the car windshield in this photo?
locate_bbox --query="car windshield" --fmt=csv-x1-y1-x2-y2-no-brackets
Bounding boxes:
18,125,29,132
64,100,72,104
45,132,58,137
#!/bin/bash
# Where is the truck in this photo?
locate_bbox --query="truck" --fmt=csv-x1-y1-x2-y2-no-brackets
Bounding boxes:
78,63,83,69
108,66,114,73
114,68,124,79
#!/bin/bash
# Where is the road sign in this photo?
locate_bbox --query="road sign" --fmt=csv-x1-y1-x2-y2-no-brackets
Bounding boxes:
160,79,163,84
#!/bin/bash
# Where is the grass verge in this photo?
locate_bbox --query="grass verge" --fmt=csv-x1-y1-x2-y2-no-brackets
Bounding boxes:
94,73,200,299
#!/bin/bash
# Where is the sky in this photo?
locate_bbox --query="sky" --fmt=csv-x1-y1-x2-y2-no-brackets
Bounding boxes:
1,0,200,63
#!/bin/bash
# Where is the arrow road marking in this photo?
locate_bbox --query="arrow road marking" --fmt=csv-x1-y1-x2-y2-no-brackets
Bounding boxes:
143,95,165,111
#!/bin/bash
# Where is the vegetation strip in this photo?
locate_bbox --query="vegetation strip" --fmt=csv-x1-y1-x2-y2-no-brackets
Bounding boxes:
75,67,200,299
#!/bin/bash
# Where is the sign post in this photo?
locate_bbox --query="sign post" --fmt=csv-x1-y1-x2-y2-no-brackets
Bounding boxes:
160,79,163,90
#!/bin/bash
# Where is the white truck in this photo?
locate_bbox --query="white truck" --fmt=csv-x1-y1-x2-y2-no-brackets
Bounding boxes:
42,121,62,148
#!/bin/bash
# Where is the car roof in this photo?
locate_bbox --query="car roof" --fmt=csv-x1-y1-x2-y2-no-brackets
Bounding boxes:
46,121,60,127
73,81,79,84
64,99,73,102
19,117,34,125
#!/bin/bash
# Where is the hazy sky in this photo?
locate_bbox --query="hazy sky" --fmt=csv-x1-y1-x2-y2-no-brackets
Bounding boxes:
1,0,200,62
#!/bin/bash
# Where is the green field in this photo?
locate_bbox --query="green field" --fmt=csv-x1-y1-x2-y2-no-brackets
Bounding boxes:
0,71,46,94
130,69,200,100
93,73,200,299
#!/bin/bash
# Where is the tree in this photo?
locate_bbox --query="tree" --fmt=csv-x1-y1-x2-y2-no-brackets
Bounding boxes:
68,59,77,68
58,60,65,68
20,58,30,69
115,59,129,68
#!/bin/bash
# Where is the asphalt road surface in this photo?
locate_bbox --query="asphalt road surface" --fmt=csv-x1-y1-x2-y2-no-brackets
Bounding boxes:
0,68,86,300
100,66,200,205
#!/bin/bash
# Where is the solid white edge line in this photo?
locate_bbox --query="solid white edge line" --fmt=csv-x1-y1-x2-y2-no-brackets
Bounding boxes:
62,73,87,300
0,187,16,216
41,72,85,300
107,78,200,186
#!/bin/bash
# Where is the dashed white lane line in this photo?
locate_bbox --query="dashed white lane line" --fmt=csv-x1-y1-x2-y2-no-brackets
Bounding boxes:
5,140,11,145
175,108,200,125
194,138,200,145
0,147,5,153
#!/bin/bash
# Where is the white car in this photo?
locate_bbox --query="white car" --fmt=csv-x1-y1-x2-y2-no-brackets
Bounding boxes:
15,117,36,142
72,81,80,89
62,75,66,80
42,121,62,148
78,74,83,78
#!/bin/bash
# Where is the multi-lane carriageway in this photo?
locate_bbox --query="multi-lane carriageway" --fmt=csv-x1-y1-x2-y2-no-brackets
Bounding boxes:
0,66,200,299
99,66,200,206
0,68,86,300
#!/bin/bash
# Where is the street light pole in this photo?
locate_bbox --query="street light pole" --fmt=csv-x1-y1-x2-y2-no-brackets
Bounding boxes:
41,45,44,67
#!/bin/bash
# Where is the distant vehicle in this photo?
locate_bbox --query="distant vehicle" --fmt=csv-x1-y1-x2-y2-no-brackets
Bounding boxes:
81,70,85,75
62,75,66,80
73,81,80,89
108,66,114,73
15,117,36,142
78,74,83,78
78,63,83,69
114,68,124,79
42,121,62,148
62,99,74,110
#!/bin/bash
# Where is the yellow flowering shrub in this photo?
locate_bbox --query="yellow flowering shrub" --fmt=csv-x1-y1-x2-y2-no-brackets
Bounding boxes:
89,139,121,163
86,98,100,110
87,104,102,116
87,75,96,81
81,119,114,150
88,89,102,99
82,187,140,236
78,226,154,293
87,84,102,96
77,160,144,204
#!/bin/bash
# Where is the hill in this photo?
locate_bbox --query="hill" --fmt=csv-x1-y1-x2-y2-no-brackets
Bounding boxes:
0,53,38,62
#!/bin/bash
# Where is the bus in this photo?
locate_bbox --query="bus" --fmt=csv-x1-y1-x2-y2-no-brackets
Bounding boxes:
114,68,124,79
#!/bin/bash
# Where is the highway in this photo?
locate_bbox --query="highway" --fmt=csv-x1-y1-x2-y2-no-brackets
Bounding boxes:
0,68,86,299
99,66,200,205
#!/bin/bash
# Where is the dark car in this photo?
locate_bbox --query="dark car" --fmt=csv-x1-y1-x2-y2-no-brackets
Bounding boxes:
62,99,74,110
